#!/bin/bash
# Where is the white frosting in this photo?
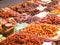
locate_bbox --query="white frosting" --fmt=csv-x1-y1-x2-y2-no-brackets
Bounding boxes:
42,42,52,45
36,5,47,11
35,11,49,18
41,0,51,3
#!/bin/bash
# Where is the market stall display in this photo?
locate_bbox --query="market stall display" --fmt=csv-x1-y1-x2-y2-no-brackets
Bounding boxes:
0,32,45,45
38,15,60,25
9,1,40,15
0,0,60,45
21,23,59,38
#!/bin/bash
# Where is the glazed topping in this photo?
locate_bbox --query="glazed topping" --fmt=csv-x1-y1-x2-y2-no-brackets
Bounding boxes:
22,23,59,38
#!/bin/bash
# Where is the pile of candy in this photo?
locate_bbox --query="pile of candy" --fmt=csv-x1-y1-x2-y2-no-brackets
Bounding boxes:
0,0,60,45
22,23,59,38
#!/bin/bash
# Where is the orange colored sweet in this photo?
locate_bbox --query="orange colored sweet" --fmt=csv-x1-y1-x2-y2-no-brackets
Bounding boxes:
49,9,60,14
22,23,59,38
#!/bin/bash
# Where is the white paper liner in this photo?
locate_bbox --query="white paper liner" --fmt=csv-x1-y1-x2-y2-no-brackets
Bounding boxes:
41,0,51,4
42,42,52,45
35,11,49,18
36,5,47,11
